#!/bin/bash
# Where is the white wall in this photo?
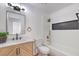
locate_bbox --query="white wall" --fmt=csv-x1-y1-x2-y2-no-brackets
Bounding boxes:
42,15,50,41
50,4,79,23
26,10,43,39
50,4,79,56
25,7,49,40
0,4,6,32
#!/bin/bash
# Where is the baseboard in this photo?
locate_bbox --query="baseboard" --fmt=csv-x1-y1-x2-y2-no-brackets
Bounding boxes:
49,47,67,56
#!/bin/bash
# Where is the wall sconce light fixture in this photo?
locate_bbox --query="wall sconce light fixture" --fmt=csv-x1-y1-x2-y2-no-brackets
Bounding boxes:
48,18,51,22
7,3,25,12
76,13,79,20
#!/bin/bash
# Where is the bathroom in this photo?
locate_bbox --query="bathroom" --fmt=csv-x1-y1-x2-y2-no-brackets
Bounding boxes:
0,3,79,56
0,3,52,56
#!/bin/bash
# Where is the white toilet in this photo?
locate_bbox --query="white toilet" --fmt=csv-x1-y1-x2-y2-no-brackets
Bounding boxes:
38,46,50,56
36,39,50,56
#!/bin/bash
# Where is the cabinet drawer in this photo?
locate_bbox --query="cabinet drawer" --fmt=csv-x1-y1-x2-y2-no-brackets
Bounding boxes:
18,42,33,50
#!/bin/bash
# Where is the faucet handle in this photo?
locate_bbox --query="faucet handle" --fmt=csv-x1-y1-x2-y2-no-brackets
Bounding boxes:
19,37,22,40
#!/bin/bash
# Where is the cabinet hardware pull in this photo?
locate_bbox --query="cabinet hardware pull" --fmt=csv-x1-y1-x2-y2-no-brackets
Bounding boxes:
18,48,20,55
16,48,18,55
16,48,20,55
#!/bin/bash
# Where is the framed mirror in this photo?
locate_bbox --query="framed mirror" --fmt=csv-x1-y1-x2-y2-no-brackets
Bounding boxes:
6,11,26,34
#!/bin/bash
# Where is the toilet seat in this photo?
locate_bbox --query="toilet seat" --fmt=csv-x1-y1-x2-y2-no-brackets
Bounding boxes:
38,46,50,54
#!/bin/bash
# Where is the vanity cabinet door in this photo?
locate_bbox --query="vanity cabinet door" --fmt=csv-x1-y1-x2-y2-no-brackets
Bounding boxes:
18,42,33,56
8,47,16,56
0,46,15,56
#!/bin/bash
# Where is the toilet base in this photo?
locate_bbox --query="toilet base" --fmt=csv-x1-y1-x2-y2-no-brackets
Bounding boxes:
38,53,49,56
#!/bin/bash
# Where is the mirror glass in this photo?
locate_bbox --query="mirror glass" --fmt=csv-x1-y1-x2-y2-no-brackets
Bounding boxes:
6,11,26,34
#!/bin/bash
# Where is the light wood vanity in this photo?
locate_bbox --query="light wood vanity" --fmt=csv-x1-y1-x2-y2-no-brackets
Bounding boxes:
0,39,36,56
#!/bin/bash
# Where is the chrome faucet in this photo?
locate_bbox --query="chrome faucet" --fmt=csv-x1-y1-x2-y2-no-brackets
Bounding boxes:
12,33,22,40
16,33,18,40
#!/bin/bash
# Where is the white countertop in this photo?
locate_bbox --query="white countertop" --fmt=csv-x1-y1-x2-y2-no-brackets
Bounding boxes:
0,36,35,48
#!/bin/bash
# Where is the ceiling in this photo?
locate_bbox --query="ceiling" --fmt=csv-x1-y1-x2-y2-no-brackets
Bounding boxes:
20,3,73,14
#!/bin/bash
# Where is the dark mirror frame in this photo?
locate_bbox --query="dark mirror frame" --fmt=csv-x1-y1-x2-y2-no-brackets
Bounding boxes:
6,11,26,34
